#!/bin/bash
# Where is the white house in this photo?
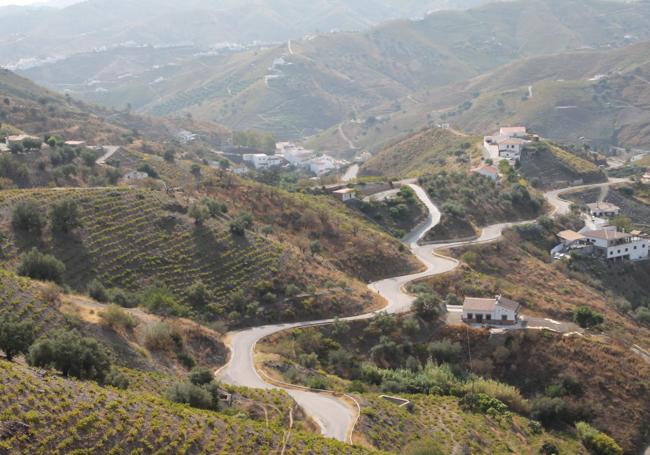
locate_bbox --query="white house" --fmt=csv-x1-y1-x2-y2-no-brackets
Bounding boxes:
498,138,526,161
123,171,149,182
462,296,520,325
242,153,284,170
472,164,499,181
64,140,87,148
641,173,650,185
333,188,356,202
6,134,39,145
308,155,343,176
587,202,620,218
499,126,527,138
582,229,648,261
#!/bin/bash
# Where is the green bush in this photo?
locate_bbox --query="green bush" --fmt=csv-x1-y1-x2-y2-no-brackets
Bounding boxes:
167,382,214,410
143,322,183,352
107,288,138,308
573,306,604,328
188,367,214,386
459,393,510,417
140,286,188,317
12,199,45,233
17,249,65,284
575,422,622,455
463,379,530,415
88,279,109,302
413,293,445,320
105,367,130,390
0,316,36,361
403,439,445,455
50,198,81,233
28,329,111,383
428,339,462,364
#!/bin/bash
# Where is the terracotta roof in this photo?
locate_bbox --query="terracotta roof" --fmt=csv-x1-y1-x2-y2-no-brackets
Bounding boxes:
497,297,521,312
333,188,355,194
558,230,586,242
583,230,631,241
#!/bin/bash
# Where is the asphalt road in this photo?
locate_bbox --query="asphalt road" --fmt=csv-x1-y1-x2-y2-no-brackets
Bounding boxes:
216,180,623,443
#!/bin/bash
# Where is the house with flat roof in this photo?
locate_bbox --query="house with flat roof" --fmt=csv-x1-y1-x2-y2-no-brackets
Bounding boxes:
462,295,520,325
499,126,527,138
333,188,356,202
587,202,620,218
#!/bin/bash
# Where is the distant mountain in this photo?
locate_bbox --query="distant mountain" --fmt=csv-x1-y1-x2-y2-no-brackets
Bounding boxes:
0,0,499,67
21,0,650,141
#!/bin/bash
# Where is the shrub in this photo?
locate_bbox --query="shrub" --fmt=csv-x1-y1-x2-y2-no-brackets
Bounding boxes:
12,199,45,233
186,281,210,308
140,286,188,317
99,305,136,331
105,367,130,389
50,198,81,233
188,367,214,386
28,329,111,382
144,322,182,352
463,379,530,415
575,422,623,455
17,249,65,284
459,393,510,417
531,396,590,428
88,279,109,302
107,288,138,308
0,316,36,361
573,306,604,328
428,339,462,364
539,441,559,455
413,293,445,320
167,382,214,410
189,202,209,225
137,163,159,179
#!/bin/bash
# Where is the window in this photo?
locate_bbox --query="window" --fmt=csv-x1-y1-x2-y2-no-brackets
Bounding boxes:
486,315,492,321
467,313,473,319
501,315,508,321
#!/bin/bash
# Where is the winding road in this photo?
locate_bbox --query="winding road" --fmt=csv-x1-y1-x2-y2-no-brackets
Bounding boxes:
217,180,626,443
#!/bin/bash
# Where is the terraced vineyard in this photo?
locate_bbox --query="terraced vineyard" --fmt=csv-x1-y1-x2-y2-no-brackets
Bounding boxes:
0,188,281,310
0,360,375,455
357,394,585,454
0,269,64,333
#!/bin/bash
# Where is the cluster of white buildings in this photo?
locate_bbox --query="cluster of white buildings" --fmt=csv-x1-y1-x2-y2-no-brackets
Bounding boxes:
553,201,648,261
483,126,530,164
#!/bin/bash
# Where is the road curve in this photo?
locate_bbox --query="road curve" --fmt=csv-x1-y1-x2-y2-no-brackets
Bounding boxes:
217,180,624,442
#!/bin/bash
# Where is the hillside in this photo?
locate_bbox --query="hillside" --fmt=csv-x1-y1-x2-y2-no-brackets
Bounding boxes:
360,127,482,178
19,0,650,141
520,141,607,189
0,359,372,454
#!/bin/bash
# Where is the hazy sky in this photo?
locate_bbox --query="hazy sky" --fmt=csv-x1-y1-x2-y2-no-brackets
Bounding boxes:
0,0,43,5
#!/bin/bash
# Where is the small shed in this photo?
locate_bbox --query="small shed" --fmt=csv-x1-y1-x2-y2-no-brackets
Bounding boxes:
333,188,356,202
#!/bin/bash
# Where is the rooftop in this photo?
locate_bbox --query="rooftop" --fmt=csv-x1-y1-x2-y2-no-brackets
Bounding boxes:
583,230,632,241
558,230,586,242
473,164,499,175
463,296,520,312
333,188,355,194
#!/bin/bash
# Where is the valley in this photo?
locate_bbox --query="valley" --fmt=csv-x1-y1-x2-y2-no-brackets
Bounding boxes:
1,1,650,454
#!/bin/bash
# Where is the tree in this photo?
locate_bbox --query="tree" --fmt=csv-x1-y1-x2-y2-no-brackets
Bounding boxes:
190,164,202,180
163,149,175,163
0,316,36,361
186,281,210,308
188,367,214,386
105,366,129,389
229,213,253,236
413,293,445,320
99,305,136,331
9,142,24,154
22,138,42,150
189,202,209,225
81,149,97,167
137,164,159,179
28,329,111,382
17,249,65,284
50,198,81,233
573,306,604,329
12,199,45,233
88,279,108,302
166,382,214,410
